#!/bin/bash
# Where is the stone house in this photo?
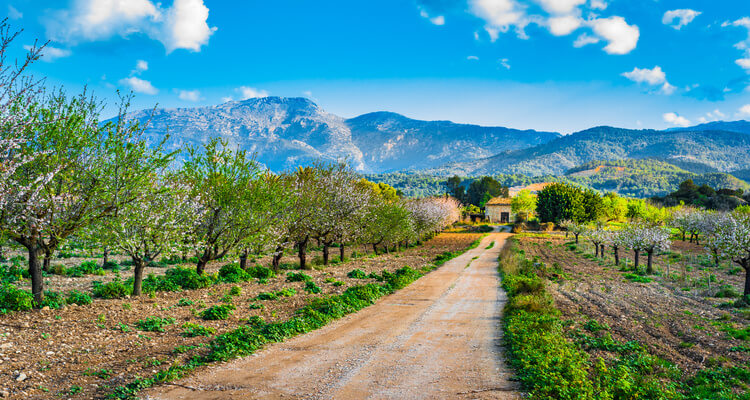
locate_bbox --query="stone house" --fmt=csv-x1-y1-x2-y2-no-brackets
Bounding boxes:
484,197,513,223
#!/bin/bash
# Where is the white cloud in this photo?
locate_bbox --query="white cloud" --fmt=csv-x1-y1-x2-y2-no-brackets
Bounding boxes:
43,0,215,53
469,0,528,41
221,96,234,103
420,8,445,25
662,9,701,30
119,76,158,95
698,109,726,123
622,66,667,85
588,16,639,55
740,104,750,116
133,59,149,74
8,5,22,19
573,32,599,47
178,89,201,101
622,66,675,95
548,14,581,36
663,112,691,127
24,45,72,62
467,55,480,60
589,0,607,11
499,58,511,69
237,86,269,100
160,0,217,52
727,18,750,73
534,0,586,15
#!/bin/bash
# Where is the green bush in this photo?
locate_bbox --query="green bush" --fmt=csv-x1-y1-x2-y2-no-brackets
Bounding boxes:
347,269,367,279
92,279,132,299
102,261,120,270
67,261,105,277
176,298,194,307
304,281,322,294
164,267,214,290
138,274,182,293
0,284,33,314
218,263,251,283
65,290,92,306
181,323,215,337
229,286,242,296
201,304,235,320
715,285,741,298
286,272,312,282
136,316,176,332
39,290,66,309
0,264,27,284
246,265,275,280
255,288,296,301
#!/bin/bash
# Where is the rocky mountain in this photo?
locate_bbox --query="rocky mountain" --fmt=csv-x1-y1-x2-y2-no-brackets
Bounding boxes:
428,126,750,177
126,97,561,173
348,112,559,172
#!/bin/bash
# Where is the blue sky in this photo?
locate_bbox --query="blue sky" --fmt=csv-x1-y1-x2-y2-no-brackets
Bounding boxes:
3,0,750,133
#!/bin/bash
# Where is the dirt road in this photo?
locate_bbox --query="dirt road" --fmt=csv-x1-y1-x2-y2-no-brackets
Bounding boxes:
146,232,518,400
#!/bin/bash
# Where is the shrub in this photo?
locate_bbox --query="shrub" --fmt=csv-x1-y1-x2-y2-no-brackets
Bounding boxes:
0,284,33,314
181,323,215,337
433,251,458,266
286,272,312,282
246,265,275,280
67,260,105,277
49,264,67,275
65,290,92,306
92,279,132,299
0,264,27,284
176,298,194,307
139,274,182,293
715,285,741,298
304,281,322,294
218,263,251,283
248,302,264,310
136,316,176,332
255,288,296,301
229,286,242,296
165,267,214,290
201,304,235,320
102,261,120,270
347,269,367,279
39,290,66,309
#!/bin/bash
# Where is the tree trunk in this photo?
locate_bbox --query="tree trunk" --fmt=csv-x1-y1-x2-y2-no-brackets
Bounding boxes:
634,249,640,269
26,242,44,305
239,249,248,270
322,243,330,265
682,232,686,242
373,244,378,255
613,245,620,266
646,250,654,275
594,243,599,257
102,247,110,268
600,244,605,258
272,246,283,271
574,233,579,244
742,261,750,301
43,250,51,273
196,257,208,275
339,244,345,262
298,236,309,270
132,259,145,296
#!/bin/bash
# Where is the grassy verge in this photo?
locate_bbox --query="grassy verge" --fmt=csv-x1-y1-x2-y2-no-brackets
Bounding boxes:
498,238,750,400
107,240,479,399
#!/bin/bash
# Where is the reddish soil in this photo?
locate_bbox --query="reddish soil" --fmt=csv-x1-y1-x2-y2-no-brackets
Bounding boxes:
518,234,749,372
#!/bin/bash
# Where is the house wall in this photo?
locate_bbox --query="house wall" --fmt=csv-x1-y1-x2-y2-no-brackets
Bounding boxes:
485,205,513,223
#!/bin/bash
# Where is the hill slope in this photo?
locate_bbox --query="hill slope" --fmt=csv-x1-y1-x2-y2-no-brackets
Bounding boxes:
125,97,560,173
429,126,750,176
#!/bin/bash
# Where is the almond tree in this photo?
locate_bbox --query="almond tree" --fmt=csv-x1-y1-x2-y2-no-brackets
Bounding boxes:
560,219,585,244
584,224,609,258
102,176,192,295
707,212,750,301
670,208,697,242
182,139,284,275
621,223,671,274
1,89,168,304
